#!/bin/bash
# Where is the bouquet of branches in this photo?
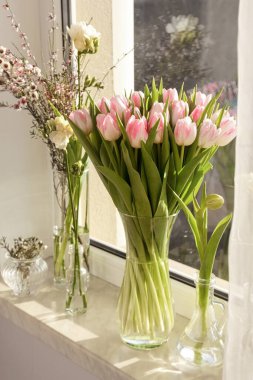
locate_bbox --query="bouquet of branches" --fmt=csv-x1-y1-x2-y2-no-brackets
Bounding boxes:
0,1,103,293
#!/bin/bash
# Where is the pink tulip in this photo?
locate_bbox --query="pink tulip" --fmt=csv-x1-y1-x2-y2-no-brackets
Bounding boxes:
191,105,205,123
149,102,169,122
97,97,111,114
96,113,121,141
163,88,178,104
174,116,197,146
69,109,92,135
198,119,219,148
216,117,237,146
126,115,148,148
148,113,164,144
134,107,142,118
110,95,131,123
171,100,189,127
131,91,144,108
211,109,230,124
195,91,212,107
110,95,128,114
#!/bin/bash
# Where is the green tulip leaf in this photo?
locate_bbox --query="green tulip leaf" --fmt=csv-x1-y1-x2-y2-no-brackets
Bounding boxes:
200,213,232,279
97,165,133,214
176,148,214,196
145,119,160,153
141,142,162,214
122,142,152,217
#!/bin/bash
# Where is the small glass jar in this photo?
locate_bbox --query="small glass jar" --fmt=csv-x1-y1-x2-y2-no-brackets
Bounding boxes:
1,254,48,297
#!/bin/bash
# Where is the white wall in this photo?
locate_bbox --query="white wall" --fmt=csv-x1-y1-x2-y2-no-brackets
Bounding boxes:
75,0,134,247
0,0,55,259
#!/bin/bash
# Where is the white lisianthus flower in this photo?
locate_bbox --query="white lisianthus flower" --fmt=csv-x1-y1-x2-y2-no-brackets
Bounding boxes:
49,116,73,150
67,22,101,54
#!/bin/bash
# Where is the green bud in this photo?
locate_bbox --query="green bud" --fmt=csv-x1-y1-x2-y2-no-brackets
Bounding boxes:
205,194,224,210
71,160,84,177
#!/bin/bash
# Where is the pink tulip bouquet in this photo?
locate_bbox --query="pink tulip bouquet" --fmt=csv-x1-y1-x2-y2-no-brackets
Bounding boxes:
68,79,236,347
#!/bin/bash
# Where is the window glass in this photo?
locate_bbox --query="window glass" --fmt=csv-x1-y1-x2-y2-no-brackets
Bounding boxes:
134,0,239,280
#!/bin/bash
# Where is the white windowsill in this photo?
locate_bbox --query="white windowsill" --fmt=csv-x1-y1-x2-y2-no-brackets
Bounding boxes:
0,248,225,380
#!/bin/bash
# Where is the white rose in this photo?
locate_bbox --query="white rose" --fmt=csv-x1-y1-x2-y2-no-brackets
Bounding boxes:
67,22,101,53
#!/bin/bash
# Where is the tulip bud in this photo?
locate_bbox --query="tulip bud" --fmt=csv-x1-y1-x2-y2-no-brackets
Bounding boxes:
131,91,144,108
174,116,197,146
195,91,212,107
198,119,219,148
171,100,189,127
191,105,204,123
211,109,230,125
69,109,93,135
148,112,164,144
110,95,131,123
149,102,169,120
96,113,121,141
162,88,178,104
126,115,148,148
216,117,237,146
97,97,111,114
205,194,224,210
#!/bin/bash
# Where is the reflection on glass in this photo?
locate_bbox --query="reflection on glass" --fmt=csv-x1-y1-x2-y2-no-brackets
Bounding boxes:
134,0,239,280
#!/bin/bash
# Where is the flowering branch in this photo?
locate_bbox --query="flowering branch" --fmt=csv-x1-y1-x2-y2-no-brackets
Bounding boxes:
0,236,45,260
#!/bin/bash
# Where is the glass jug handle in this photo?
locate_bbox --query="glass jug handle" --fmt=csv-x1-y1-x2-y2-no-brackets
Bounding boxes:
213,300,226,338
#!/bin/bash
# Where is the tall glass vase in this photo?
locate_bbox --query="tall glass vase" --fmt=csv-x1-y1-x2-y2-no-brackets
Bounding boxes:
117,213,176,350
53,166,89,284
65,243,89,315
177,273,225,366
53,168,68,284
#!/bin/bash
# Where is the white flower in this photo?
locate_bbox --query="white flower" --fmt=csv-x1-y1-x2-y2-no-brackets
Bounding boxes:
33,66,41,77
2,61,10,71
67,22,101,53
30,91,39,100
49,116,73,150
0,46,6,56
166,15,199,34
25,63,33,71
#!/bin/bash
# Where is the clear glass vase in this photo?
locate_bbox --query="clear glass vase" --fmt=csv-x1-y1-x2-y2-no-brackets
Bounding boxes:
177,273,225,367
1,254,48,297
53,167,90,284
65,243,89,315
117,213,176,350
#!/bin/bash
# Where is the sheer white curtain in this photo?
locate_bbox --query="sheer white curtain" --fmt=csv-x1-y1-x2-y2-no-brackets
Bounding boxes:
223,0,253,379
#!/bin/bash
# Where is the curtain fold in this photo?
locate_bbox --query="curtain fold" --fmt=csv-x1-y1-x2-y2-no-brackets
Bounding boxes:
223,0,253,379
